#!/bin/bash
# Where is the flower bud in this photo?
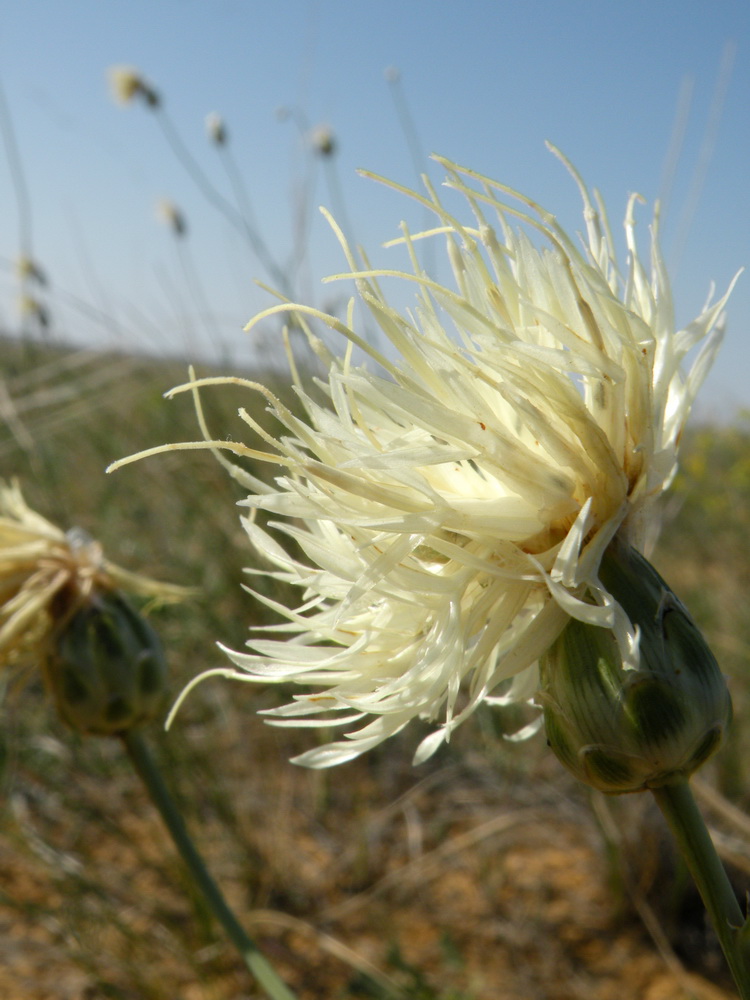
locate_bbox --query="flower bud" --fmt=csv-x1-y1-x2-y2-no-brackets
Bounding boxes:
539,542,731,794
309,124,336,157
108,66,160,108
15,255,47,286
156,199,187,238
205,112,227,146
44,590,167,735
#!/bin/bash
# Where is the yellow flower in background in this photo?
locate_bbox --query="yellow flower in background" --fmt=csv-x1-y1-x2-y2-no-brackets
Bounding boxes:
129,149,737,767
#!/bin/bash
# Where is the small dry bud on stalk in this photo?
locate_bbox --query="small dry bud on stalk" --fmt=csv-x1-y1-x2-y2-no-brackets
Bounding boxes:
309,123,336,157
156,199,187,237
108,66,160,108
205,112,227,146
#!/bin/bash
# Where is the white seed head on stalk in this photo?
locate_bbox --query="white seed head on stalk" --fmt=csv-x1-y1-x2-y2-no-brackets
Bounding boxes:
156,199,187,238
205,112,227,146
309,123,336,157
108,66,160,108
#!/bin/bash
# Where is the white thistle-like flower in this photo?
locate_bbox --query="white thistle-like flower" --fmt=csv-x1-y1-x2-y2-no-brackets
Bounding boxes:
117,148,737,768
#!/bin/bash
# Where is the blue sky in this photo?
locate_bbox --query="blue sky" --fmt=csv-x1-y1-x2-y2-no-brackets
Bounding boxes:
0,0,748,417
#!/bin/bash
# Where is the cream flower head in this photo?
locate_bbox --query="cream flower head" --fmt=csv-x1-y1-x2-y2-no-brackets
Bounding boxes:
205,112,227,146
156,199,187,238
15,255,47,286
118,148,737,767
108,66,160,108
0,480,186,671
309,123,337,157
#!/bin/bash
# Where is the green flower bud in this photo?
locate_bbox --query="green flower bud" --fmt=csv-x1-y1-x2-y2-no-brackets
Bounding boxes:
539,542,731,794
44,590,167,735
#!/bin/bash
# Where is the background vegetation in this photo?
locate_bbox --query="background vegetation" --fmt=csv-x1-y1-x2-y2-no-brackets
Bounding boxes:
0,332,748,1000
0,61,748,999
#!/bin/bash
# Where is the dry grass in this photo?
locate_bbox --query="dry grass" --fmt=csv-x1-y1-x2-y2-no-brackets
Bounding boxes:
0,335,747,999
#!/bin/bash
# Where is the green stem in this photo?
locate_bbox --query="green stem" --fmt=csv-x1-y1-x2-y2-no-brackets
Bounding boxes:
651,778,750,998
121,728,298,1000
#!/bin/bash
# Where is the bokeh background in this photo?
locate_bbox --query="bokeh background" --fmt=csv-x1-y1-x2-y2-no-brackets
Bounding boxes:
0,0,748,414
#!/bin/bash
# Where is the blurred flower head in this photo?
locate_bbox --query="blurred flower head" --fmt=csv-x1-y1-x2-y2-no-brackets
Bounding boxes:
0,480,185,674
205,111,227,146
15,255,47,286
156,199,187,238
17,294,49,328
108,66,160,108
142,150,737,767
309,123,336,157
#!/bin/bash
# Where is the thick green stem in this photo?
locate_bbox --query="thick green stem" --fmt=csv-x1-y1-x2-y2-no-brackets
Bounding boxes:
121,728,298,1000
651,778,750,998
